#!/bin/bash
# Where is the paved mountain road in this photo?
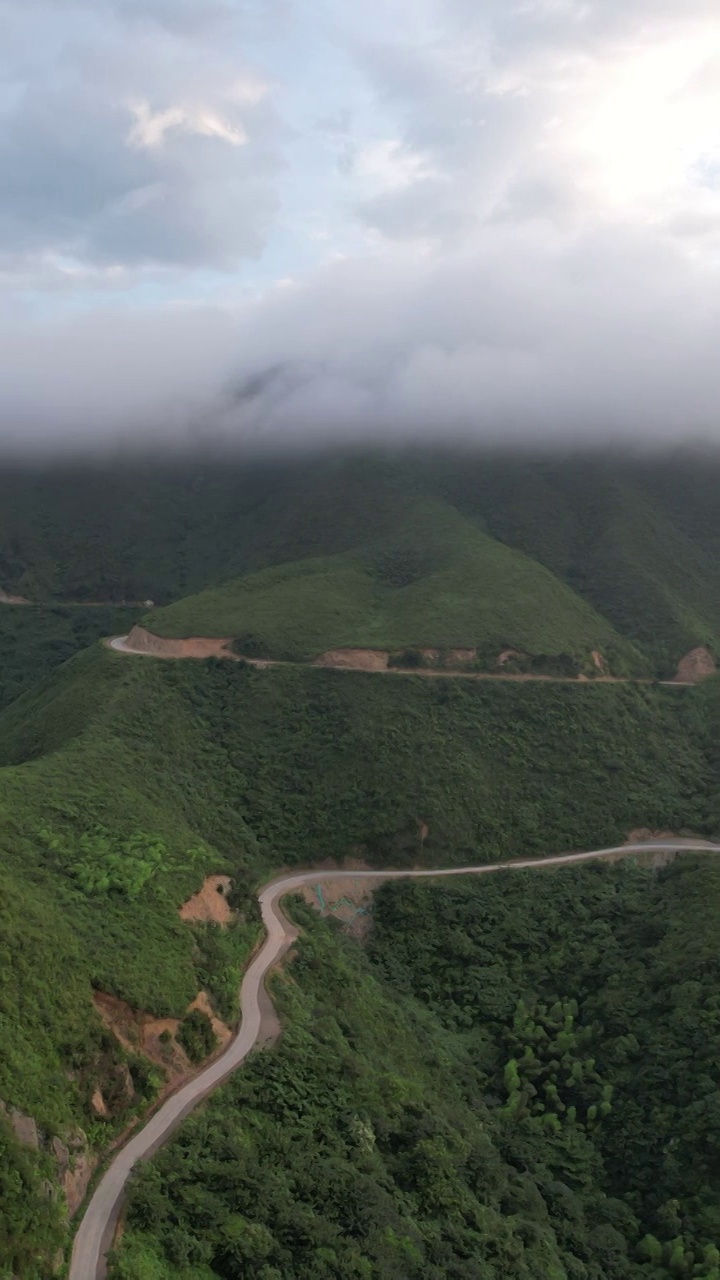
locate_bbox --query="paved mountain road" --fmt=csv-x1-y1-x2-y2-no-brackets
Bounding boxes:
70,837,720,1279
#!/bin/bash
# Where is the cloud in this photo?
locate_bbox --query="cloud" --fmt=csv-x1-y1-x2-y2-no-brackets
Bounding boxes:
1,0,720,449
2,217,720,451
0,3,282,272
127,101,250,150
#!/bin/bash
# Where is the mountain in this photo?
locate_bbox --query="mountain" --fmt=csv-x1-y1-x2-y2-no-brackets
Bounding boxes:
115,855,720,1280
0,447,719,672
0,635,713,1274
0,604,144,710
0,446,719,1276
145,499,643,673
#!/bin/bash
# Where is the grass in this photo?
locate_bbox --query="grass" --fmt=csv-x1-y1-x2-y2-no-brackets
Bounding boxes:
145,501,644,672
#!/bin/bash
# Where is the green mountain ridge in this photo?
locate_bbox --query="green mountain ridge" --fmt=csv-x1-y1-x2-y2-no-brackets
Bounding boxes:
0,640,715,1274
115,856,720,1280
1,448,720,669
145,500,643,671
0,448,718,1276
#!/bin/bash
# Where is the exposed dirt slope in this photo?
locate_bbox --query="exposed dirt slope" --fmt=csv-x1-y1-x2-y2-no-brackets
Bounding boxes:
0,587,30,605
111,630,719,686
673,646,716,683
314,648,389,671
179,875,233,925
122,626,234,659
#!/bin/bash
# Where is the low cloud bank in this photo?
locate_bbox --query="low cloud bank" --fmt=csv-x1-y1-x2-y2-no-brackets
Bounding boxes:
2,223,719,453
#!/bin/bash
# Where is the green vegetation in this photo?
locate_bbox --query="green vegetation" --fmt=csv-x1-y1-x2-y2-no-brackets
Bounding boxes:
0,1120,65,1278
177,1010,217,1064
0,641,714,1272
368,858,720,1275
112,858,720,1278
0,447,719,1272
0,604,143,709
145,501,642,671
1,448,720,669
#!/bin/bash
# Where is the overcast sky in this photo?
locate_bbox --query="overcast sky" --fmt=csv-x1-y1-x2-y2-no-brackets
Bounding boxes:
2,0,720,449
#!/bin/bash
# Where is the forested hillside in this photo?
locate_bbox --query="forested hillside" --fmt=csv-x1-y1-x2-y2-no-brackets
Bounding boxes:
0,605,144,709
0,446,719,1276
113,857,720,1280
0,447,719,671
0,644,715,1274
145,501,642,671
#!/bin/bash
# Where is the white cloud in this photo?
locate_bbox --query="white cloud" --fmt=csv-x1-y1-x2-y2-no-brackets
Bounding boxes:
127,100,248,149
2,0,720,447
354,138,439,191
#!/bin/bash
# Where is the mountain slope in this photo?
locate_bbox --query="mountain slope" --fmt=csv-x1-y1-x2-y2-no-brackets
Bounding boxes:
0,642,712,1272
113,856,720,1280
433,452,720,673
1,449,720,673
144,500,643,672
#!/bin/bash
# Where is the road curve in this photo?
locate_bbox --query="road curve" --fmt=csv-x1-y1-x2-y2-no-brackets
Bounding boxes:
70,837,720,1279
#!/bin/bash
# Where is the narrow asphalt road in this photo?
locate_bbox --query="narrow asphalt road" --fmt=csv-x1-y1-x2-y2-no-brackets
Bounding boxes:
70,837,720,1279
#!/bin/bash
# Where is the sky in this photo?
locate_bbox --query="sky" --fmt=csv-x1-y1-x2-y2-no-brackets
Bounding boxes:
2,0,720,449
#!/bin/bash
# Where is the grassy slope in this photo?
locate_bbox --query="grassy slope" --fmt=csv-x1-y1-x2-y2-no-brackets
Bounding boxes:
0,646,715,1272
145,502,642,670
1,450,720,671
437,453,720,672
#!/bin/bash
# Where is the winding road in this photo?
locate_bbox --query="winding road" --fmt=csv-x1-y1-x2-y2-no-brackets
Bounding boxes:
70,837,720,1279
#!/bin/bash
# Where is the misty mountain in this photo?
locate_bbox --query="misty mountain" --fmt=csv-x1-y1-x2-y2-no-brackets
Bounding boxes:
0,447,718,673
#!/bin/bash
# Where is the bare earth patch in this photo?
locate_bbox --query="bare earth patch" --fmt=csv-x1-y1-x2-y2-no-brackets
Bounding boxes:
188,992,233,1049
315,648,390,671
673,646,716,683
591,650,608,674
626,827,678,842
0,587,31,604
122,625,235,659
93,988,232,1084
66,1158,97,1217
497,648,523,666
91,1088,109,1118
179,874,232,926
444,648,477,666
624,829,694,869
301,874,385,939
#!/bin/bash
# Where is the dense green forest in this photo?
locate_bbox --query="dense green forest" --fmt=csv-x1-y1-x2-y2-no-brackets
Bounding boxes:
0,643,715,1274
112,857,720,1279
0,605,144,709
369,859,720,1276
0,447,719,670
0,445,718,1275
